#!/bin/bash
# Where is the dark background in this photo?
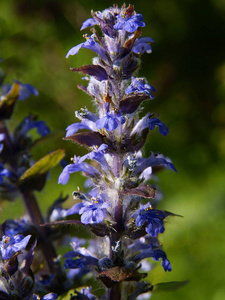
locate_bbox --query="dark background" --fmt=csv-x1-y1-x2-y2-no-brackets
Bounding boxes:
0,0,225,299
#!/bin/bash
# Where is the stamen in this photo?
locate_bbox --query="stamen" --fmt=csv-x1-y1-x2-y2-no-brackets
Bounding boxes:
83,34,89,40
71,157,77,163
91,197,99,204
145,204,153,211
4,236,10,244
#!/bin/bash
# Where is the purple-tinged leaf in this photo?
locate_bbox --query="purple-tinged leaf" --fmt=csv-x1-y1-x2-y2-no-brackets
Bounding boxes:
70,65,108,81
77,84,89,94
119,94,149,114
120,185,156,199
64,132,106,148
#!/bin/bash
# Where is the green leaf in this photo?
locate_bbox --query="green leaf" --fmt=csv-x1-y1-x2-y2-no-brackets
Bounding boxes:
153,280,189,292
57,289,74,300
0,83,20,119
19,149,65,191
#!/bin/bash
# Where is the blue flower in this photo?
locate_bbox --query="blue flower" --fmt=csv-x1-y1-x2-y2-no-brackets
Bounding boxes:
0,163,11,184
73,287,96,300
1,81,38,101
65,122,91,137
96,103,125,131
14,80,39,100
87,144,109,172
148,117,169,136
131,113,168,136
135,203,167,236
133,246,172,272
19,115,50,137
42,293,58,300
0,133,4,153
129,235,160,252
64,238,94,278
64,243,99,269
125,77,156,98
75,107,99,123
78,196,110,224
66,201,84,216
4,219,31,237
133,152,177,175
66,34,108,62
114,13,145,32
133,37,154,55
80,18,97,30
65,107,98,137
33,293,58,300
130,235,171,272
65,119,97,137
0,234,31,260
49,207,67,222
58,155,99,185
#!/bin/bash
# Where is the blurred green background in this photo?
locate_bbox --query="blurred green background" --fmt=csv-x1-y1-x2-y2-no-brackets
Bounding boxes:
0,0,225,299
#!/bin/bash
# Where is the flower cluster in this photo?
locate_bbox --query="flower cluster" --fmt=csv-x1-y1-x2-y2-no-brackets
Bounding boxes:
58,4,179,299
0,62,62,298
0,4,182,300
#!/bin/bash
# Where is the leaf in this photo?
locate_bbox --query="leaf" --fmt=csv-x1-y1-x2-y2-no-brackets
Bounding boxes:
71,65,108,81
97,266,147,288
120,185,156,199
0,83,20,119
153,280,189,292
64,131,106,147
119,94,149,114
40,220,82,227
19,149,65,191
57,289,75,300
77,84,89,95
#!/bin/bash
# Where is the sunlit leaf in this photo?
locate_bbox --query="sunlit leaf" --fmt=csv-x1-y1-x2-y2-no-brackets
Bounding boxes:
57,289,74,300
19,149,65,191
0,83,20,119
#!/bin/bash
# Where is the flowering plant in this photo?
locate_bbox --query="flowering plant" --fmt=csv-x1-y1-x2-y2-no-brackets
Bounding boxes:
0,4,186,300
